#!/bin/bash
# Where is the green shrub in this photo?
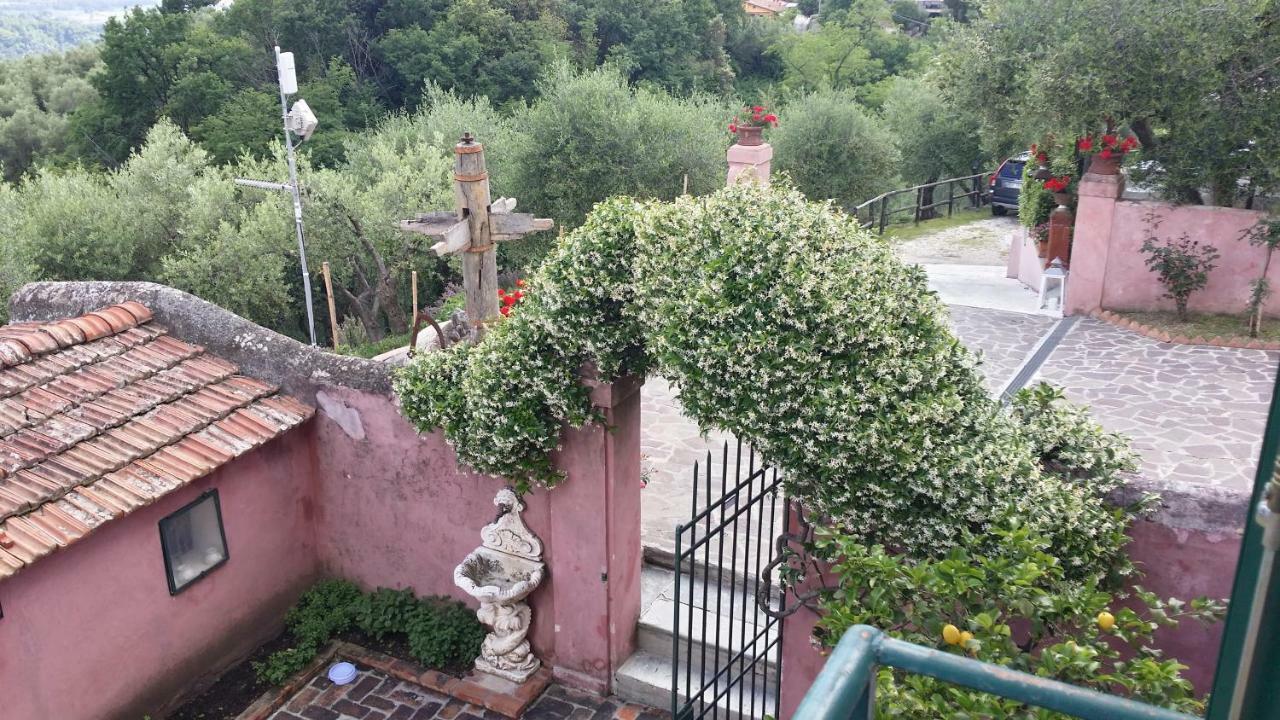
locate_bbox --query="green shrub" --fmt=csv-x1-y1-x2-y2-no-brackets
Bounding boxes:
406,600,488,669
505,63,731,244
353,587,419,641
771,89,901,210
253,580,484,685
817,525,1225,718
1017,159,1053,229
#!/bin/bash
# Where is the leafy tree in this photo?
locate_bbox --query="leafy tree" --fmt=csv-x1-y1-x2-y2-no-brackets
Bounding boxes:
505,64,731,246
771,89,900,209
0,46,99,181
560,0,738,92
771,1,913,102
936,0,1276,204
377,0,569,109
0,14,99,59
880,76,984,216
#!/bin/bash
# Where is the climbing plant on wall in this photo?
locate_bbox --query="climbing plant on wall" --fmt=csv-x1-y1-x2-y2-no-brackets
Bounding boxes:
394,183,1135,578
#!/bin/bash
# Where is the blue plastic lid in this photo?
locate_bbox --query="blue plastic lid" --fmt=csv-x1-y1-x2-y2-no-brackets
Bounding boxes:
328,661,358,685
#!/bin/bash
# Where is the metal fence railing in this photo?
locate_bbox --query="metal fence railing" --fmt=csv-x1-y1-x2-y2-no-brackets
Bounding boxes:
853,172,995,235
794,625,1200,720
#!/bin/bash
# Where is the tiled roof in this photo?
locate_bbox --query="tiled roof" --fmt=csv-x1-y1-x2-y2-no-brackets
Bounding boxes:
0,302,314,581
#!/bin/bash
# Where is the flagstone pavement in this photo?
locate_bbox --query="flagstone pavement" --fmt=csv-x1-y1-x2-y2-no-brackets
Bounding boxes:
639,307,1278,556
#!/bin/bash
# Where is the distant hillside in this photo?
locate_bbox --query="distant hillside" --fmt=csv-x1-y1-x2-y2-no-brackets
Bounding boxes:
0,0,159,58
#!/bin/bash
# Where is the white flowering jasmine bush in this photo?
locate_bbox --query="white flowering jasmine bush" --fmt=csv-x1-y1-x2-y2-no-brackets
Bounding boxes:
394,184,1140,576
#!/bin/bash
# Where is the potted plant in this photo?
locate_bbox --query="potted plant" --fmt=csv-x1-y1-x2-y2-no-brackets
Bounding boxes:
729,105,778,146
1076,132,1139,175
1043,174,1074,207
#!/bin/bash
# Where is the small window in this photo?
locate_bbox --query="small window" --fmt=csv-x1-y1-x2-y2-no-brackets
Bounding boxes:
159,490,228,595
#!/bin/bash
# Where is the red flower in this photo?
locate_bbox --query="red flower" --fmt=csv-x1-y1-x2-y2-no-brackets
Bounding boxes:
498,288,506,296
764,114,777,123
1077,136,1093,151
1100,148,1113,159
751,113,762,122
516,279,527,288
1120,136,1138,152
752,105,764,113
728,123,737,133
500,306,510,317
514,291,524,301
504,295,517,306
1036,152,1048,163
1102,133,1118,147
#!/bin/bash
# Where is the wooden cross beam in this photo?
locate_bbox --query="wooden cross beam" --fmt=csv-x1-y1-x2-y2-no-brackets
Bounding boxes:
399,133,552,338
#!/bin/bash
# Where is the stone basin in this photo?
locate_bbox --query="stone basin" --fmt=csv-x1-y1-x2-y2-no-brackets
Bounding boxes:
455,546,545,604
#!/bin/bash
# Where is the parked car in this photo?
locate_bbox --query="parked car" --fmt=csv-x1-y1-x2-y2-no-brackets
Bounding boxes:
989,152,1030,215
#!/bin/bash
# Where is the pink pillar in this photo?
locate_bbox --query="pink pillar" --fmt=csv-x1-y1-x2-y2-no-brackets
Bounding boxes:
728,143,773,186
1063,173,1124,316
544,376,644,694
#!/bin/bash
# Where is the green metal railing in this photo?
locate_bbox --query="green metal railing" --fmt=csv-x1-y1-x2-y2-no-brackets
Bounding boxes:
793,625,1199,720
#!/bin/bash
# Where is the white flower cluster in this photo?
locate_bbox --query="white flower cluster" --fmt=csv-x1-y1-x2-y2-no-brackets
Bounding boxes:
394,184,1138,574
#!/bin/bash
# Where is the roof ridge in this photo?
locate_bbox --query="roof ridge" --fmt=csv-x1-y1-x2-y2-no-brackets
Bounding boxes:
0,302,154,370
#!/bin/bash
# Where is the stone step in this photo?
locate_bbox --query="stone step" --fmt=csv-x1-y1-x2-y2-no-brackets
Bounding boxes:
639,564,779,674
615,650,777,720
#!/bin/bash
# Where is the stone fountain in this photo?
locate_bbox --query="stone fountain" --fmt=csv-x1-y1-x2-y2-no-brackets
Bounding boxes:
454,488,546,683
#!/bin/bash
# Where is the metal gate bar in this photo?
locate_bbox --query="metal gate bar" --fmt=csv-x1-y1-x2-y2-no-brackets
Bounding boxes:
673,441,785,720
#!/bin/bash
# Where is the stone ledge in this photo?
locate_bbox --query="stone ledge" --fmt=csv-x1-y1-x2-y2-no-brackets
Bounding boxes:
9,281,392,402
335,641,554,718
1091,308,1280,351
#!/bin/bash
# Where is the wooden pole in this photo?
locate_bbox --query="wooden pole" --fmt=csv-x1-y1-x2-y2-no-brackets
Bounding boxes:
683,174,689,196
321,261,339,350
454,135,499,333
411,270,418,336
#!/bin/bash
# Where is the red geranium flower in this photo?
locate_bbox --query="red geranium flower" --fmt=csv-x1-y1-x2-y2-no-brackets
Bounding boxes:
516,279,527,288
752,105,763,113
1100,148,1113,159
728,123,737,133
1077,136,1094,151
1036,152,1048,163
1102,133,1118,147
500,306,510,317
1120,136,1138,151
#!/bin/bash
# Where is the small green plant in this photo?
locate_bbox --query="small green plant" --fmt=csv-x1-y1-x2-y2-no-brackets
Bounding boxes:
253,580,484,685
1243,218,1280,337
817,525,1226,718
1018,158,1053,229
1140,213,1221,321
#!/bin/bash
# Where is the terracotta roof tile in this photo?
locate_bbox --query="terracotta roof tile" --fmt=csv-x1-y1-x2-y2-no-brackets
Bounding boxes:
0,303,312,582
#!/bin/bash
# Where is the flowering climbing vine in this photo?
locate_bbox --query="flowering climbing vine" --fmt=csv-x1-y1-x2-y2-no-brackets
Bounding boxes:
394,184,1138,576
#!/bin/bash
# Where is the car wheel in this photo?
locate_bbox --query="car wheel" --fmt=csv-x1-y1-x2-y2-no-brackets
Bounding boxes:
992,205,1008,216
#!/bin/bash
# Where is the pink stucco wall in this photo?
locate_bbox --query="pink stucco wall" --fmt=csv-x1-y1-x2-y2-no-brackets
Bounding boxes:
309,379,643,695
0,430,320,720
778,519,1242,718
1066,176,1269,316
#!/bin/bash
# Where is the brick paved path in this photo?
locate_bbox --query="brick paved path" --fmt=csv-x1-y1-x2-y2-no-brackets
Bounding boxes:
270,666,666,720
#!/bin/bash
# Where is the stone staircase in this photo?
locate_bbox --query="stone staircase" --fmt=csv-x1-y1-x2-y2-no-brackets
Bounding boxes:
615,564,779,719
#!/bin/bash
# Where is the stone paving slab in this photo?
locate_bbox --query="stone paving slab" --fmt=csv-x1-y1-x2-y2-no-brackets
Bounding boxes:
1033,318,1277,493
269,665,666,720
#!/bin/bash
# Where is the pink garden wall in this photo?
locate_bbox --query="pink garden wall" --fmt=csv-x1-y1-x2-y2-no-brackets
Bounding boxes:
0,430,320,720
1066,176,1270,317
308,380,643,695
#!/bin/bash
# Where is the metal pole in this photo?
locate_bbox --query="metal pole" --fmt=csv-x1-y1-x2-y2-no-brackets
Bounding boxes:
275,45,317,347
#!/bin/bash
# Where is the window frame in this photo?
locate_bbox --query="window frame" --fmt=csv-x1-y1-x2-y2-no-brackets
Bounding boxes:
158,489,229,596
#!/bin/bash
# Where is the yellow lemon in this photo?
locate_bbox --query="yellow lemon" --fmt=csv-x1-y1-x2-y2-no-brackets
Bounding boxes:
959,631,974,645
1098,611,1116,631
942,624,961,645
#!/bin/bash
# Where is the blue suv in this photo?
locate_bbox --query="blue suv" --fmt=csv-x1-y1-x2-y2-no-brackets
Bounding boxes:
989,152,1029,215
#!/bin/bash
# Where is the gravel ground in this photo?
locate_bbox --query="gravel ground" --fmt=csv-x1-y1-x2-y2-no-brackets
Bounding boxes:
893,215,1019,266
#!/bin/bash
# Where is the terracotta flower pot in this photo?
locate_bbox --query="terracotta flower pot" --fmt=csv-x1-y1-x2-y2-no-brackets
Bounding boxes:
1052,192,1073,207
735,125,764,147
1037,239,1048,259
1088,154,1121,175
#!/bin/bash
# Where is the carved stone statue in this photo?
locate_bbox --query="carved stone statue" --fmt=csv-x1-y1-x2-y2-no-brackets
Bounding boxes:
454,488,546,683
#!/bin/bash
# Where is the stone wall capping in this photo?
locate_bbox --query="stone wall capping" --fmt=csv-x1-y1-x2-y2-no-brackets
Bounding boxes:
9,281,392,402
